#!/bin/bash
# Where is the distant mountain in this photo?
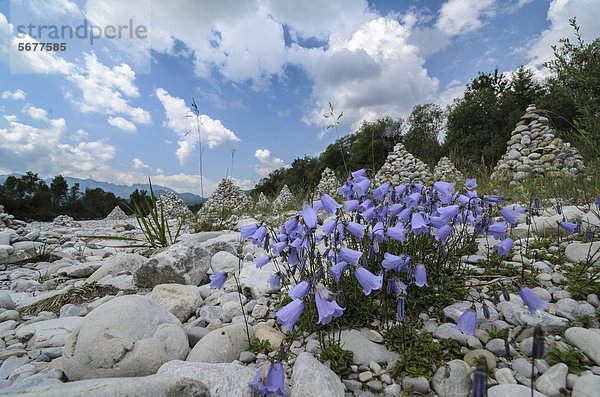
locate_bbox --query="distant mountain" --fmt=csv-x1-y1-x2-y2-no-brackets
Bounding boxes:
0,174,205,205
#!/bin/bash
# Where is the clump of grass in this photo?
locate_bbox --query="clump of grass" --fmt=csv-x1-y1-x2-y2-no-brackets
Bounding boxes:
320,341,354,378
548,346,589,374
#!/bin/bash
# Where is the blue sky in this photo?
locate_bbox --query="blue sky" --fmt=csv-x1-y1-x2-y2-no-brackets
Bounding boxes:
1,0,599,196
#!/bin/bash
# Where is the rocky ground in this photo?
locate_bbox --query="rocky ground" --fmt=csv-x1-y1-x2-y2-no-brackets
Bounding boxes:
0,202,599,396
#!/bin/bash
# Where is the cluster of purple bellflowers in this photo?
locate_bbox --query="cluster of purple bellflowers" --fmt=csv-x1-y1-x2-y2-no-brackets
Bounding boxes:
212,169,562,395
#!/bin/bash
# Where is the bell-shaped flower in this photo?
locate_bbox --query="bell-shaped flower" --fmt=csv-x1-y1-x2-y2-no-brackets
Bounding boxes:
346,222,367,239
354,267,383,296
301,205,318,229
361,207,376,222
321,194,342,216
270,241,287,256
255,256,270,268
395,184,408,197
358,199,372,212
559,221,580,234
275,299,304,332
268,273,281,289
493,237,513,256
284,217,299,234
403,192,421,209
249,361,285,396
287,281,310,300
429,216,446,229
352,169,367,178
241,224,259,240
338,182,352,198
389,203,403,216
433,224,453,243
465,178,477,190
433,181,455,203
339,247,363,265
387,223,406,243
249,226,267,246
321,219,337,236
437,205,460,222
397,207,412,223
373,221,385,242
500,206,526,227
209,272,227,289
353,178,371,197
518,287,547,315
487,221,507,240
397,298,405,321
484,194,504,205
454,309,476,336
391,279,408,297
314,284,345,325
372,183,390,201
343,199,359,212
411,212,429,235
329,261,348,283
382,252,409,272
414,264,428,287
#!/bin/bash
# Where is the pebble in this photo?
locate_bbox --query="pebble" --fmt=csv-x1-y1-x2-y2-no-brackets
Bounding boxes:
359,371,373,382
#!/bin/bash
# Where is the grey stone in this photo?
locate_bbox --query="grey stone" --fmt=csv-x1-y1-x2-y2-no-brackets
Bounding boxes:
238,261,279,299
211,251,240,274
432,360,471,397
0,356,30,379
0,291,15,310
343,379,362,392
0,372,209,396
565,242,600,263
513,357,537,377
463,349,497,369
338,329,400,366
535,363,567,397
239,351,256,364
573,372,600,397
488,384,549,397
402,376,430,394
565,328,600,365
587,294,600,307
198,305,223,322
384,383,402,396
58,262,102,278
86,253,148,284
158,359,256,397
186,323,254,363
59,295,189,380
434,323,467,345
220,291,248,306
15,317,83,349
486,338,516,356
495,367,517,384
291,352,344,397
148,283,203,322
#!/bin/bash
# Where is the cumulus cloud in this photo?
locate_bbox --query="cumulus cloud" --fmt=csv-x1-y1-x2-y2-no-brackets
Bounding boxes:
132,158,150,170
67,52,151,124
108,116,137,133
524,0,600,78
254,149,287,177
436,0,495,36
155,88,241,165
23,105,48,120
1,89,26,100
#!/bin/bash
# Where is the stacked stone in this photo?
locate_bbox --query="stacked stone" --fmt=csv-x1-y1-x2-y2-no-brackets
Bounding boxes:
374,143,434,186
315,167,340,198
433,157,464,183
197,179,253,222
491,105,585,186
272,185,295,211
156,192,193,220
256,192,270,208
0,205,16,230
104,206,130,221
52,215,79,227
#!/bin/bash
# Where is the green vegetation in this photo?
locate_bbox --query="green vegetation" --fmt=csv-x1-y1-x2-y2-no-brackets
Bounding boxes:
548,346,589,374
320,341,354,378
249,338,274,355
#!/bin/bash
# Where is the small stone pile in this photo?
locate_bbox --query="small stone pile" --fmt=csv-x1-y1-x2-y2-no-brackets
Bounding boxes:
156,192,193,220
315,167,340,198
197,179,253,223
52,215,79,228
255,192,270,208
374,143,434,186
0,205,26,231
104,206,129,221
433,157,464,183
491,104,586,186
272,185,295,211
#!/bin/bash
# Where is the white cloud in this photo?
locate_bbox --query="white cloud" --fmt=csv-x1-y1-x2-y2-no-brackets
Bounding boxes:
156,88,241,165
436,82,466,108
1,89,26,100
23,105,48,120
254,149,287,177
3,115,17,122
108,116,137,133
436,0,495,36
28,0,82,17
132,158,150,170
294,16,439,130
525,0,600,78
67,52,151,124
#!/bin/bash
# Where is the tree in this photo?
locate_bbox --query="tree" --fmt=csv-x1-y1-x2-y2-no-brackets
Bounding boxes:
404,103,444,166
50,175,68,206
544,18,600,162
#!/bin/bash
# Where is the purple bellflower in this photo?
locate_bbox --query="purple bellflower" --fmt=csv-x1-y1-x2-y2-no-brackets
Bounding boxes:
433,224,453,243
329,261,348,283
343,199,360,212
354,267,383,296
372,183,390,201
454,309,477,336
339,247,363,265
437,205,460,222
241,224,259,240
255,256,270,268
302,205,318,229
209,272,227,289
487,221,507,240
361,207,376,222
275,299,304,331
382,252,410,272
500,206,526,227
414,264,428,287
493,237,513,256
249,361,285,396
397,298,405,321
518,287,547,315
268,273,281,289
314,284,345,325
321,194,342,216
410,212,429,235
559,221,580,234
321,219,337,236
465,178,477,190
270,241,287,255
249,226,267,246
387,223,406,242
287,281,310,299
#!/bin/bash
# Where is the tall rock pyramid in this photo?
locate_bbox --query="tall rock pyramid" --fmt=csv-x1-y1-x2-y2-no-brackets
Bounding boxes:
433,157,464,183
256,192,270,208
374,143,433,186
104,205,129,221
272,185,295,211
315,167,340,198
156,192,193,220
197,179,253,221
491,104,585,185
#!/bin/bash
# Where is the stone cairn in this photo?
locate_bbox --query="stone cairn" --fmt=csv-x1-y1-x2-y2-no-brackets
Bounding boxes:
374,143,434,186
197,179,253,223
491,104,585,186
52,214,79,228
256,192,270,208
315,167,340,198
272,185,295,211
156,192,193,220
104,205,130,221
0,205,27,231
433,157,464,183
